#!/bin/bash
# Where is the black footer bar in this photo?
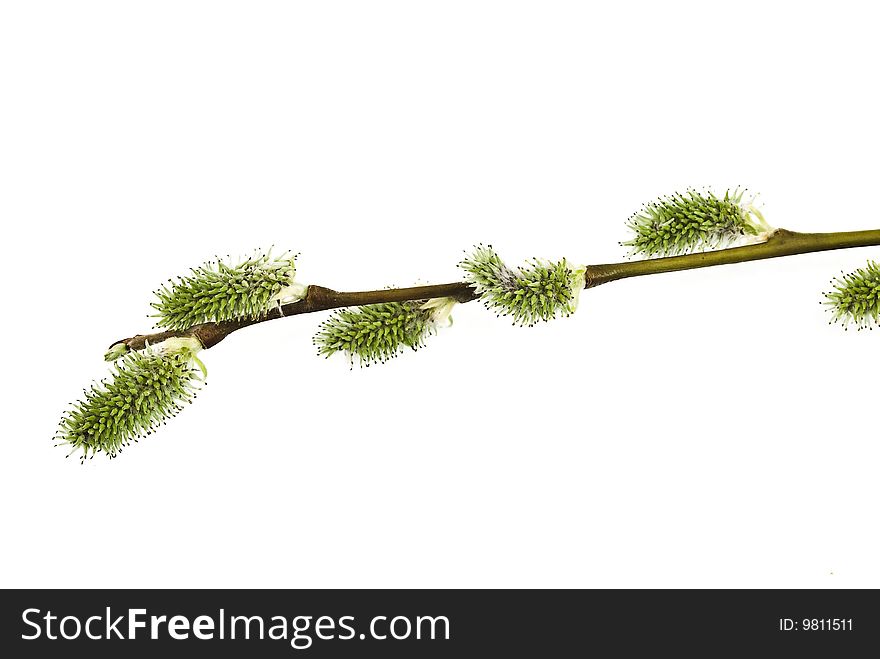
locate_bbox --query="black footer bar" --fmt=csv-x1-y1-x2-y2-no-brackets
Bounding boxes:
2,589,877,656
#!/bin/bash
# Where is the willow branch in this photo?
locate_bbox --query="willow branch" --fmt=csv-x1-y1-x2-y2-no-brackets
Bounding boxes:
111,227,880,352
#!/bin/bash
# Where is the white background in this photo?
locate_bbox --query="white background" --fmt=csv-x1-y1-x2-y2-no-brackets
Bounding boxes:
2,1,879,589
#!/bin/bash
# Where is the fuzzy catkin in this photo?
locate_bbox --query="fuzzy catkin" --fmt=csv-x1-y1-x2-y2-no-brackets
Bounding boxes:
824,260,880,330
459,244,585,326
56,344,203,460
152,251,298,330
622,189,767,257
313,301,439,366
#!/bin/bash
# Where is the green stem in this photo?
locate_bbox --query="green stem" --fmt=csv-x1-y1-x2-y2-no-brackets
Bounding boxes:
585,228,880,288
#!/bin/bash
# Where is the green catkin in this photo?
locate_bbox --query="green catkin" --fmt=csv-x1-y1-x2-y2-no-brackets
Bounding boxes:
55,339,205,461
459,244,586,326
313,299,454,367
824,260,880,330
622,188,771,257
152,250,301,330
